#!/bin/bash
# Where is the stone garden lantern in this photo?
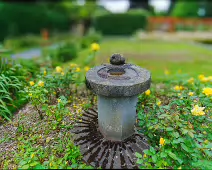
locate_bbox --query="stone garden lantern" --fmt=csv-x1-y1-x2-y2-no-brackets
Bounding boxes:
86,53,151,141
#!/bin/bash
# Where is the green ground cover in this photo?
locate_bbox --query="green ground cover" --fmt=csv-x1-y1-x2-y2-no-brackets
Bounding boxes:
74,38,212,81
0,36,211,169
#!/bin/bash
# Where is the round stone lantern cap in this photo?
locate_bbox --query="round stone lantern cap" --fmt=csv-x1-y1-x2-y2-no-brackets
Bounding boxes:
86,54,151,97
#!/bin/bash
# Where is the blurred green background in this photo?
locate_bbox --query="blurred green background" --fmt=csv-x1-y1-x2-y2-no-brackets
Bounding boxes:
0,0,212,80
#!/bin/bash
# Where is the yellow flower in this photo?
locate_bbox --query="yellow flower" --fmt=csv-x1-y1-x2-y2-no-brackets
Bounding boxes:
198,74,210,82
53,92,56,95
91,43,100,51
178,69,182,74
203,131,207,135
29,93,32,97
38,80,44,87
58,99,61,103
84,66,90,72
159,137,165,146
50,162,53,167
76,67,81,72
29,81,35,86
204,140,209,144
198,74,205,80
208,76,212,81
143,154,147,158
202,87,212,96
191,105,205,116
61,72,65,76
70,63,77,68
31,153,35,158
187,77,194,84
157,100,161,106
56,66,63,73
145,89,151,96
174,85,183,91
44,70,47,76
164,69,170,75
188,92,194,96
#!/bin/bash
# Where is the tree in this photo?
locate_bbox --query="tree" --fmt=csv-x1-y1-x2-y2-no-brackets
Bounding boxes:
171,0,200,17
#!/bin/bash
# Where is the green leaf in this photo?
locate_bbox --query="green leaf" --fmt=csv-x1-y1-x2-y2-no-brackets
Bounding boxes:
21,164,30,169
30,162,40,167
150,147,156,154
168,151,178,160
152,155,157,163
188,131,194,138
205,143,212,149
181,143,189,152
166,127,174,131
136,159,143,165
182,129,188,134
135,152,143,158
173,132,179,138
168,151,183,164
160,152,167,158
19,160,27,166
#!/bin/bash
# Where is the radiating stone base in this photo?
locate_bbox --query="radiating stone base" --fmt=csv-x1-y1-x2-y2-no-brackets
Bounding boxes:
71,108,149,169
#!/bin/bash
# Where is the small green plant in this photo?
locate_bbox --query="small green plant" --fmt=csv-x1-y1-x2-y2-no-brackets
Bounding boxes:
51,41,78,63
136,75,212,169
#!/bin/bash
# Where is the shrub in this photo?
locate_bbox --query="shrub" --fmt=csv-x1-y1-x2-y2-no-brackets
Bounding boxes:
136,75,212,169
0,57,29,120
4,35,43,50
80,29,102,49
52,42,78,63
0,3,70,41
93,9,149,35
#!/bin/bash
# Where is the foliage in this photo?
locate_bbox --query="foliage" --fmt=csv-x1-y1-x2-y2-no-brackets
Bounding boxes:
80,29,102,49
136,74,212,169
0,57,28,120
50,42,78,63
0,2,70,41
172,1,200,18
93,9,149,35
4,35,43,50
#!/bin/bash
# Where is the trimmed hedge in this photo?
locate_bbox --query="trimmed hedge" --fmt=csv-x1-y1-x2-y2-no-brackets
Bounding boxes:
0,3,70,41
93,9,149,35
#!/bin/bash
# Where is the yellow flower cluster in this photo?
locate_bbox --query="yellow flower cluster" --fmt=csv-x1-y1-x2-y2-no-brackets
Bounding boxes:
38,80,44,87
70,63,77,68
160,137,165,146
56,66,63,73
198,74,212,83
157,100,161,106
188,92,194,96
191,105,205,116
29,81,35,86
202,87,212,96
91,43,100,51
44,69,47,76
29,80,44,87
164,69,170,75
174,85,184,91
187,77,194,84
84,66,90,72
75,67,81,72
145,89,151,96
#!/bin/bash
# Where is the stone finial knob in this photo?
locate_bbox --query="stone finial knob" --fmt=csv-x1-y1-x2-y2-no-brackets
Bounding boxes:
110,53,125,65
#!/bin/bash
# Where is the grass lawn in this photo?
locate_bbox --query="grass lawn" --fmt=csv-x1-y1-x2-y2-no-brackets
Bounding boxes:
74,37,212,81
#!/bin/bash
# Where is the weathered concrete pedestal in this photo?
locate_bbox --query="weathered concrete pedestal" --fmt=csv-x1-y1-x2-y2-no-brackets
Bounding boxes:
86,54,151,141
98,95,138,141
